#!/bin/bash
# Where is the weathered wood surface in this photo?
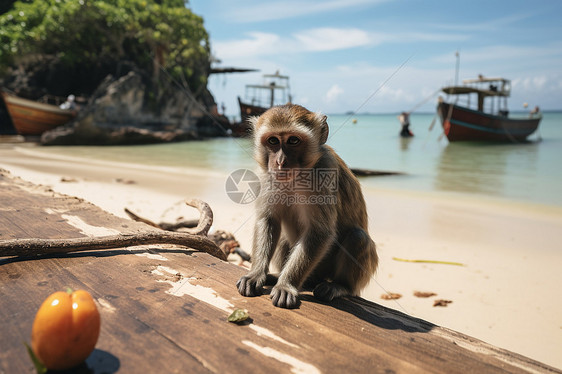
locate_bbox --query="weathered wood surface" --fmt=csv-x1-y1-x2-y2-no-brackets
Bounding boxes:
0,171,559,374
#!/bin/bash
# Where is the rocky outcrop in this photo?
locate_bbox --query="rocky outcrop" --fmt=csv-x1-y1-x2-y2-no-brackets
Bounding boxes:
40,71,230,145
40,122,198,146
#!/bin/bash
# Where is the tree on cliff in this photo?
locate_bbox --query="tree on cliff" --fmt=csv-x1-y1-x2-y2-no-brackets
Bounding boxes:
0,0,210,98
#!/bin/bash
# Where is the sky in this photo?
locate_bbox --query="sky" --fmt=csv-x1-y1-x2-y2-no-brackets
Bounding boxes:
189,0,562,117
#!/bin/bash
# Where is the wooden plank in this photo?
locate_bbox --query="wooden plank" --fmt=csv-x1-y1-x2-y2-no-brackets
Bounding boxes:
0,172,150,240
2,248,557,374
0,257,213,374
0,170,559,374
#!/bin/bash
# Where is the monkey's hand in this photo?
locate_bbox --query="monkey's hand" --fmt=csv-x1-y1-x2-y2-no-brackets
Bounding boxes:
271,283,300,309
237,272,266,297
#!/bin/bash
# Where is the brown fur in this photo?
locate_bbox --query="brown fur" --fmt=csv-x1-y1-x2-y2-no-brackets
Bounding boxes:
237,104,378,308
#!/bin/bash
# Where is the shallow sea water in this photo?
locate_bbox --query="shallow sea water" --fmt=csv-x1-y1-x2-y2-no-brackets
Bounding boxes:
33,111,562,207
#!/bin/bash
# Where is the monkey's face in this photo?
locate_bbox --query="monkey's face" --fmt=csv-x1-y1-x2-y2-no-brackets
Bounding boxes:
252,104,329,181
260,131,310,181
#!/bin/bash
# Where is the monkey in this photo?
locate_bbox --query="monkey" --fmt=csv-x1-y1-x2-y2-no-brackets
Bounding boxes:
236,104,378,309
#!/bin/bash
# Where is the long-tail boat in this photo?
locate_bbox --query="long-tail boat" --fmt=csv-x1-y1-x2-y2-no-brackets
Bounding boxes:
1,91,76,136
238,71,292,125
437,76,541,142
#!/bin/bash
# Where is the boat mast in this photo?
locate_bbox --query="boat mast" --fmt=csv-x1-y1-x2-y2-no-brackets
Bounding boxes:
454,50,460,86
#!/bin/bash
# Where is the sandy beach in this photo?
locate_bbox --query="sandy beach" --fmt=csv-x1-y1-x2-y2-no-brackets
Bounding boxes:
1,143,561,370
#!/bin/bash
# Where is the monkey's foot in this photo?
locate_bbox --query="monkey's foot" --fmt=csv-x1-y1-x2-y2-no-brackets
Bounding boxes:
271,284,300,309
237,274,266,297
313,281,350,302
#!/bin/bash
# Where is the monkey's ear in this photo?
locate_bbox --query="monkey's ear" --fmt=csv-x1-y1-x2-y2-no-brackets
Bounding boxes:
316,113,329,144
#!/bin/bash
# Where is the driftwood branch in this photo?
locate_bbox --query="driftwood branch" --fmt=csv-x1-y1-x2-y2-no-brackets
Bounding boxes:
124,208,164,229
125,199,212,235
0,199,226,261
0,232,226,261
350,168,404,177
181,199,213,236
124,209,198,231
208,230,251,262
126,204,252,262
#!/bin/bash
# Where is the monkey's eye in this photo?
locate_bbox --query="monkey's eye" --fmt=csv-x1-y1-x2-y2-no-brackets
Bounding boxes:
267,136,280,145
287,136,301,145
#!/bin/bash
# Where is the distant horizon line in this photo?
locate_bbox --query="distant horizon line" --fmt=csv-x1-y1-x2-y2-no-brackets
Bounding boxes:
324,109,562,116
224,109,561,120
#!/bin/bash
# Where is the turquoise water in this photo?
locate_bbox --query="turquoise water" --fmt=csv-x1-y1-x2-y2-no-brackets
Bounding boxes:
34,111,562,207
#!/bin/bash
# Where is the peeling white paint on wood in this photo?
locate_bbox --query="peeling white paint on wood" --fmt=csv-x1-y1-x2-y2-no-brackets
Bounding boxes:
152,265,302,351
249,325,299,349
134,252,169,261
153,265,235,313
97,298,116,313
44,208,67,214
242,340,320,374
60,214,121,237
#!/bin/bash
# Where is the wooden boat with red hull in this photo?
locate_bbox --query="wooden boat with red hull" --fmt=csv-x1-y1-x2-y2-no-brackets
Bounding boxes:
437,77,541,142
437,101,541,142
237,71,292,126
1,91,76,136
238,98,268,124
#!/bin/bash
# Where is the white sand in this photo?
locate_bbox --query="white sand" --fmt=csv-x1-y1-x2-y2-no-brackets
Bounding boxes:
1,143,561,369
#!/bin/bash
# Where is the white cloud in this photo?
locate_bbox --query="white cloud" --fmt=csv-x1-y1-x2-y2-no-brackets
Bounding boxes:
378,86,415,103
432,42,562,66
214,27,375,59
213,27,469,61
294,28,372,52
213,32,281,59
289,62,451,114
199,0,562,114
513,76,548,91
325,84,344,103
434,12,537,33
226,0,385,23
391,32,468,43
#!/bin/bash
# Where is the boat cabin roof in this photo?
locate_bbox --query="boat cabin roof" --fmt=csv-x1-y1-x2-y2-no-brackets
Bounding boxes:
462,77,508,84
442,77,511,98
245,83,288,89
242,71,292,108
441,86,508,97
245,72,291,90
263,73,290,79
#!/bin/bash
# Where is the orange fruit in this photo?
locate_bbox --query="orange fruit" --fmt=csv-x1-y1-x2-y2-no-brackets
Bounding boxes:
31,289,100,370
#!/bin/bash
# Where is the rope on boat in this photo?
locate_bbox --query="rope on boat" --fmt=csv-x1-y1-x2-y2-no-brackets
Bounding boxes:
500,120,520,144
400,88,442,139
428,114,437,131
434,97,455,142
535,127,543,142
406,88,441,114
156,61,230,135
501,116,543,144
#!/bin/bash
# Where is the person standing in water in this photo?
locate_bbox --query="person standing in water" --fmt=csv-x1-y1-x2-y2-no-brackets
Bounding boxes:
398,111,413,137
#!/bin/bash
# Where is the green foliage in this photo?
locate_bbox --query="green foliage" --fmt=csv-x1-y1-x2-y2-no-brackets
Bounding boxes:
0,0,210,90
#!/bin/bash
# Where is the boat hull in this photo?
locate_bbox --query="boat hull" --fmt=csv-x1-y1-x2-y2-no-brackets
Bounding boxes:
437,102,541,142
238,97,268,125
1,93,75,136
